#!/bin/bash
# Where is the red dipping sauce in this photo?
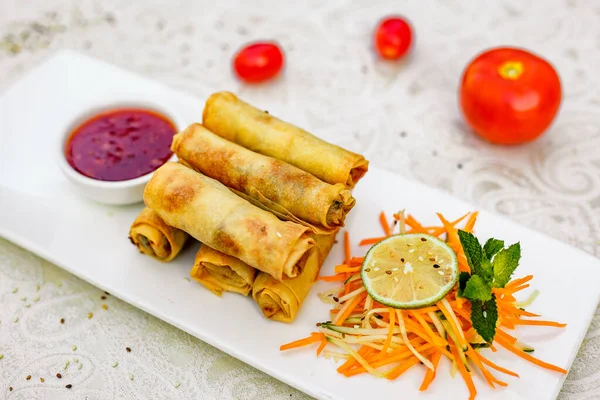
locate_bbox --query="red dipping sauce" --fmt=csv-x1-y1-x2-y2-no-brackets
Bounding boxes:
65,108,177,181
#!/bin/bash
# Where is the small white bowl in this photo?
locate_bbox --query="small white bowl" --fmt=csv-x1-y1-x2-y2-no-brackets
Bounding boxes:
57,100,185,205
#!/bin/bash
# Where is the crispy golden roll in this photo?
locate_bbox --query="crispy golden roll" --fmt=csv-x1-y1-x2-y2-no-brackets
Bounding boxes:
252,232,338,322
202,92,369,188
144,162,315,281
191,244,256,296
129,208,189,262
171,124,355,233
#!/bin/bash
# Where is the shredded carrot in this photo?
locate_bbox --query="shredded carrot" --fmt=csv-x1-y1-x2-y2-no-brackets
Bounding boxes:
463,211,479,232
334,265,361,274
496,336,567,374
451,343,477,400
344,230,351,262
316,338,328,356
419,351,442,391
479,352,519,377
359,237,386,246
318,274,349,282
508,319,567,328
386,353,429,380
280,333,324,351
379,212,391,236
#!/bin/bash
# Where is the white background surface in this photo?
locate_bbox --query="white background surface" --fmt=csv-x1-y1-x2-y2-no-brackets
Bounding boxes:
1,1,600,399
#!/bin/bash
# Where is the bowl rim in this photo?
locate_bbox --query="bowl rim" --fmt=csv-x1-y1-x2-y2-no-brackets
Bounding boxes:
57,99,184,190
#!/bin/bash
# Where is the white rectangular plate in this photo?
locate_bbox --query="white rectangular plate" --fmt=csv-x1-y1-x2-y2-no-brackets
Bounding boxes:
1,51,599,400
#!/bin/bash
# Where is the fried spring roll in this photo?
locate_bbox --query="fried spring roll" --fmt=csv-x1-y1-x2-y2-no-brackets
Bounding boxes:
202,91,369,188
129,207,189,262
252,232,338,322
191,244,256,296
171,124,355,233
144,162,314,281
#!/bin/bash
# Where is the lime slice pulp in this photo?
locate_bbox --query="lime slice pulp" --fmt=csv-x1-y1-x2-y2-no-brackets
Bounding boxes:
360,233,458,309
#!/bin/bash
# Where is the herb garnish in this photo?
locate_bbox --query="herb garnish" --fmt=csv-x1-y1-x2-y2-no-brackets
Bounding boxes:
457,230,521,343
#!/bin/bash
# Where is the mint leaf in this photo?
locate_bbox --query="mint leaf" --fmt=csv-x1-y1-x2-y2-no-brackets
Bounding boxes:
483,238,504,260
457,272,470,297
462,275,492,301
492,243,521,288
457,230,483,276
470,294,498,343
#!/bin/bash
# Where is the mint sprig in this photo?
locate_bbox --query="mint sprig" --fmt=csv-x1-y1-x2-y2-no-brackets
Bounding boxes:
457,230,521,343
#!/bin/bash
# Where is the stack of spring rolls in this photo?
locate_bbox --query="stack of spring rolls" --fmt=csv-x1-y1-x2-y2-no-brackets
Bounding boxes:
128,92,369,322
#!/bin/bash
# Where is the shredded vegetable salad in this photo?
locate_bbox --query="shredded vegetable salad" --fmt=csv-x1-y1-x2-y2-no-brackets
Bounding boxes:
281,211,566,399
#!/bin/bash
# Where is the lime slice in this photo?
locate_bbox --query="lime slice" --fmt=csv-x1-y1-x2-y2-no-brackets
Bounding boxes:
361,233,458,309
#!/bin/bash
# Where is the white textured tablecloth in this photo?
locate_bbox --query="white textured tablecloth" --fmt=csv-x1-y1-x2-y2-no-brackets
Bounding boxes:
1,0,599,398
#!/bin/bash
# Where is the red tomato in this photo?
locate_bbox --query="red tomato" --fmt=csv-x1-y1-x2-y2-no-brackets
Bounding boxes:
374,16,413,60
233,42,284,83
460,47,562,145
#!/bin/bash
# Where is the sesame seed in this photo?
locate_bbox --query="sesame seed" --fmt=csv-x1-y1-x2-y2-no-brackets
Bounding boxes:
333,297,339,302
385,270,392,275
88,312,93,319
40,377,45,383
401,258,405,262
421,238,427,242
102,304,108,310
394,277,399,282
276,232,282,238
409,249,415,253
101,295,107,300
9,387,13,391
373,267,380,271
392,267,399,271
26,375,31,380
433,264,440,269
57,373,62,378
60,318,65,324
429,258,435,261
353,325,360,329
418,256,424,261
364,268,371,272
438,271,445,275
126,347,131,353
66,384,72,389
112,362,118,368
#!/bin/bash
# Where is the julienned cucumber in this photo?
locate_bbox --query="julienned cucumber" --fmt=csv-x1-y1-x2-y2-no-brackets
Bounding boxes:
515,341,535,353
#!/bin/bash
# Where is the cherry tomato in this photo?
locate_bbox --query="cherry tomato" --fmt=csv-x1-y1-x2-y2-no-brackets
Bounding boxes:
233,42,284,83
460,47,562,145
374,16,413,60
